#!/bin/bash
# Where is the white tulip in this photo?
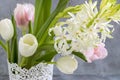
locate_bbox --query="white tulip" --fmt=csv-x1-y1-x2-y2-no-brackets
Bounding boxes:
19,34,38,57
56,55,78,74
0,19,14,41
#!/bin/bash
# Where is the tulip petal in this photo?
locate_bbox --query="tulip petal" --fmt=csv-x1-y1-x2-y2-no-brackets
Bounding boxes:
56,55,78,74
19,34,38,57
0,19,14,41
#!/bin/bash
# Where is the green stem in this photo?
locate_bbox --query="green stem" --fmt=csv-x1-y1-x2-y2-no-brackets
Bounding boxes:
11,36,18,63
46,61,56,64
11,15,18,63
0,40,6,51
28,21,33,34
22,30,26,36
7,41,11,63
19,56,32,69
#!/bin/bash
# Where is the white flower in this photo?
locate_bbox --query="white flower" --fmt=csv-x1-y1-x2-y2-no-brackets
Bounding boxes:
54,39,72,55
52,26,63,36
50,1,115,56
0,19,14,41
19,34,38,57
56,55,78,74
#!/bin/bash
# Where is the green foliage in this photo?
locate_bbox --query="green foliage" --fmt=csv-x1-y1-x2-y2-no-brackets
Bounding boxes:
72,52,87,62
36,0,70,45
33,0,52,35
31,44,57,67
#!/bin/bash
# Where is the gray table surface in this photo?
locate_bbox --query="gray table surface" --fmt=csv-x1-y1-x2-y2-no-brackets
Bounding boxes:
0,0,120,80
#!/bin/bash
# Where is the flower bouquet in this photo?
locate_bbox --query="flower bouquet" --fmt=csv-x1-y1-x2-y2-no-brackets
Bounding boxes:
0,0,120,80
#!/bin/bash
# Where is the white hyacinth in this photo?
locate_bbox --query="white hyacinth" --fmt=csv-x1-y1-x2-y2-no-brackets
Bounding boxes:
50,1,114,55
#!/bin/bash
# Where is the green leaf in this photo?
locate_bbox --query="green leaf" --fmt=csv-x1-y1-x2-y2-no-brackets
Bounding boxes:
31,44,57,67
11,15,18,63
33,0,43,35
72,52,87,62
42,0,52,22
36,0,69,45
33,0,52,35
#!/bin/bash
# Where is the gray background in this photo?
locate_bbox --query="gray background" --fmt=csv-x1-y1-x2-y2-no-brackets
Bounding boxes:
0,0,120,80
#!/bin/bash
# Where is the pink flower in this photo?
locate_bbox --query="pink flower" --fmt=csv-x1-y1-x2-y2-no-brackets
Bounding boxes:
83,43,108,63
14,3,34,28
94,43,108,59
83,48,94,63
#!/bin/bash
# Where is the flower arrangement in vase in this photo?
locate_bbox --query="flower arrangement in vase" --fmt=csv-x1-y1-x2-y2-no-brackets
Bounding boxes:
0,0,120,80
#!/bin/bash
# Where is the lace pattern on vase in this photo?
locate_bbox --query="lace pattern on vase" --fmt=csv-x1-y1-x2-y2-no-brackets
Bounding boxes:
8,62,53,80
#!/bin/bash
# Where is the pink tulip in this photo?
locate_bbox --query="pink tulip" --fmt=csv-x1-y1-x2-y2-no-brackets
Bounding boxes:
83,43,108,63
14,3,34,28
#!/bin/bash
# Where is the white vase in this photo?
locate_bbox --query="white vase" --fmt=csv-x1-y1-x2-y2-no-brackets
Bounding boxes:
8,62,53,80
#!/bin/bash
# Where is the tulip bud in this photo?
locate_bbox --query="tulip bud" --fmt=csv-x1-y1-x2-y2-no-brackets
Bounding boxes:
0,19,14,41
19,34,38,57
14,3,34,29
56,55,78,74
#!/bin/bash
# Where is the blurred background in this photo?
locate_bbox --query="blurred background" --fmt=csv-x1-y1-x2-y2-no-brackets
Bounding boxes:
0,0,120,80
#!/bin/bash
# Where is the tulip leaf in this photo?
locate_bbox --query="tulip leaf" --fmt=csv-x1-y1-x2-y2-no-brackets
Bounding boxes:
33,0,52,35
42,0,52,23
11,15,18,63
33,0,43,35
31,51,57,67
36,0,69,45
72,52,87,62
31,44,57,67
